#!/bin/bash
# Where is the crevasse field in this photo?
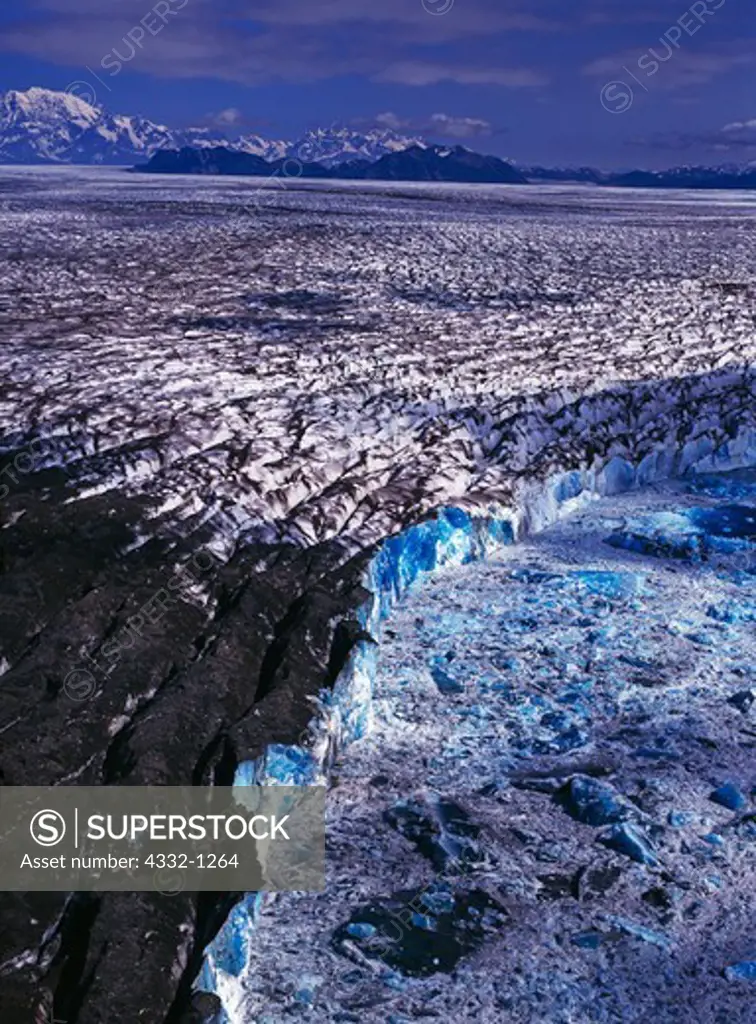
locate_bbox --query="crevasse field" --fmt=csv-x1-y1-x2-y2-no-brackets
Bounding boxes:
1,166,755,561
0,167,755,1024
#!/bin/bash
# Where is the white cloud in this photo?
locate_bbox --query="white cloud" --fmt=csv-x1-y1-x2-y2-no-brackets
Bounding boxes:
377,62,547,88
212,106,243,126
370,111,495,140
0,0,552,90
374,111,407,131
723,119,756,133
428,113,493,138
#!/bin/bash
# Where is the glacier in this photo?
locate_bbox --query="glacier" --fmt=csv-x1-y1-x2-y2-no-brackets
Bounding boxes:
227,465,756,1023
1,167,756,1022
198,440,756,1022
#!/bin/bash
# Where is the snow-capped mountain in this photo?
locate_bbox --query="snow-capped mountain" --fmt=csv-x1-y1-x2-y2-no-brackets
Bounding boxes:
141,143,528,185
0,87,179,164
0,87,240,164
0,88,422,167
287,126,426,167
234,134,290,162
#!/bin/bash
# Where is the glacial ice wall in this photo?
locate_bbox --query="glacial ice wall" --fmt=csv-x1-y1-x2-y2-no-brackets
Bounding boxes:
196,505,516,1018
236,468,756,1023
197,401,756,1020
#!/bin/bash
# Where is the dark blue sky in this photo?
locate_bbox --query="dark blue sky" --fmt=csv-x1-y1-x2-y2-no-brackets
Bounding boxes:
0,0,753,167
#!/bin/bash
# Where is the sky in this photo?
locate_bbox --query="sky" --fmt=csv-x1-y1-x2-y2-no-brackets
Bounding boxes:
0,0,753,168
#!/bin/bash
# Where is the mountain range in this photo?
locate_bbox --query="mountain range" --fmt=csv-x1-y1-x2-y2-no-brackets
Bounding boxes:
140,146,756,189
521,164,756,188
3,87,756,190
0,87,424,167
138,143,529,184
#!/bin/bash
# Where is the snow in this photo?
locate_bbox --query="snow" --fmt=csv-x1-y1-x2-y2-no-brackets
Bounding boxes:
0,88,427,166
7,86,100,127
1,166,754,562
287,127,426,167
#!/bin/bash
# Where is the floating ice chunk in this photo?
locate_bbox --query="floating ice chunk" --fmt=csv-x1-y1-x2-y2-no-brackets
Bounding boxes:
598,823,658,866
710,782,747,811
725,961,756,982
605,915,671,950
558,776,630,827
570,570,644,601
429,657,465,695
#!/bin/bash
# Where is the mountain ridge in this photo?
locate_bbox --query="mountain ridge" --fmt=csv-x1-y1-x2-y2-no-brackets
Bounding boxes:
139,145,756,190
3,87,756,190
0,87,424,167
520,164,756,189
136,143,529,185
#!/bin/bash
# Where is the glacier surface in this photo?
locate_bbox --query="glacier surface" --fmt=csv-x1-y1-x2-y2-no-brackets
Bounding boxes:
1,167,756,1022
